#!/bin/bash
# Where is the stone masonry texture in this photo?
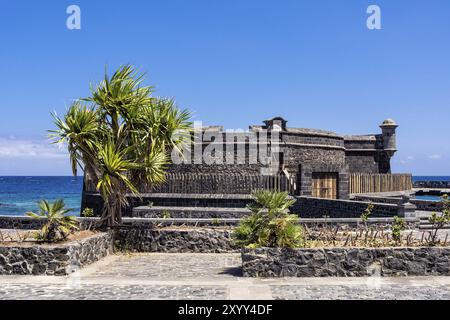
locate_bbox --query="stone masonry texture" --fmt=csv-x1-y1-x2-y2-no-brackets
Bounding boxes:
241,247,450,277
114,227,237,253
0,232,113,276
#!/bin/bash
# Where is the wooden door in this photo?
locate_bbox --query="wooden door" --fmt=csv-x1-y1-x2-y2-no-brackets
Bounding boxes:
312,173,338,199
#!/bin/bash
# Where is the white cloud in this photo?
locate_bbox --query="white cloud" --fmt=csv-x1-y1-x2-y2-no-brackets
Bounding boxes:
399,156,414,164
428,154,442,160
0,137,68,159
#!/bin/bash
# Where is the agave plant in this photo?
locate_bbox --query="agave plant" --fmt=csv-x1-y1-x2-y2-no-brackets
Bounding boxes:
232,190,304,248
50,65,192,226
27,200,79,243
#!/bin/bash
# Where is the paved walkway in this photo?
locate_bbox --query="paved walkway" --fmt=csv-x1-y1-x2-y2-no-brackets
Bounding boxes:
1,253,450,300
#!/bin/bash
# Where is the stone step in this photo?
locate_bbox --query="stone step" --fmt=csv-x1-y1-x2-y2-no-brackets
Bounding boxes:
122,217,241,226
83,193,256,217
418,224,450,230
132,206,252,219
131,193,254,209
418,215,450,230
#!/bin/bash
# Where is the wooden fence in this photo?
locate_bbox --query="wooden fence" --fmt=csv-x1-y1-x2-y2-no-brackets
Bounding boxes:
146,173,296,194
349,173,413,194
85,173,296,195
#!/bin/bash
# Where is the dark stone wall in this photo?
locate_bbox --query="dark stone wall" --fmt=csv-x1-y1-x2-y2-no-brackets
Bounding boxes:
413,200,444,212
283,145,346,175
0,232,113,276
0,216,100,231
166,132,270,176
242,247,450,277
0,216,45,230
345,151,392,174
167,164,262,175
114,227,237,253
282,132,344,148
414,181,450,189
344,135,382,149
132,206,251,219
345,151,379,173
344,135,392,174
292,196,400,218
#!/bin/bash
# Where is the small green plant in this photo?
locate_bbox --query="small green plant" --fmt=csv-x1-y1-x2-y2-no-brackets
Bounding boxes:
147,201,154,208
82,207,94,217
427,194,450,245
212,217,221,225
162,210,171,219
360,203,374,227
391,216,406,244
232,190,305,248
27,199,79,243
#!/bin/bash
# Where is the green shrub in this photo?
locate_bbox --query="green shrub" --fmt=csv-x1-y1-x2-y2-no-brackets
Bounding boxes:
361,202,374,226
391,216,406,244
27,199,79,243
162,210,171,219
232,190,304,248
82,207,94,217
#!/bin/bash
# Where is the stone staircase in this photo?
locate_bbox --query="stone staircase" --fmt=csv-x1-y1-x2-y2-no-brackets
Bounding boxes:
130,194,254,219
417,211,450,230
132,206,251,219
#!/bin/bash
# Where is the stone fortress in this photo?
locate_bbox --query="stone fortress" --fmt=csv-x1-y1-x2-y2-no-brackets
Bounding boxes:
163,117,400,200
82,116,414,219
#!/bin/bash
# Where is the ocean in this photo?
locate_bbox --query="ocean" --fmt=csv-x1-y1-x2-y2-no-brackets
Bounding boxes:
0,177,83,216
412,176,450,182
0,176,449,216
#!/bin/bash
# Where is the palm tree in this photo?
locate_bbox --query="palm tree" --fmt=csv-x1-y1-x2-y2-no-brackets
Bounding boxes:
27,199,79,242
50,65,192,226
232,190,304,248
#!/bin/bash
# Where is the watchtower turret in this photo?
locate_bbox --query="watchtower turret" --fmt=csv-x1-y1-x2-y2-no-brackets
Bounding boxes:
380,118,398,157
263,116,287,131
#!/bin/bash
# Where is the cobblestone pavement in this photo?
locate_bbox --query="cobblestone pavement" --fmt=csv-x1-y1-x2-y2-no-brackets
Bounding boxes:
1,253,450,300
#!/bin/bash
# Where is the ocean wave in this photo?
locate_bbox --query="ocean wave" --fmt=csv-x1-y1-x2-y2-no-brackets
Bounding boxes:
0,203,15,207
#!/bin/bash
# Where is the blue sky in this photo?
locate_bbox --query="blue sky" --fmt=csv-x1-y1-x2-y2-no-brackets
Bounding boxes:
0,0,449,176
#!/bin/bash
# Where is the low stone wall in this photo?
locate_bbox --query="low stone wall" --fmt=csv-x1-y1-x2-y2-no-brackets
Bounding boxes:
0,232,113,276
242,247,450,277
351,194,403,205
413,200,443,212
293,197,402,218
0,216,100,230
114,227,237,253
352,194,443,212
414,181,450,189
299,217,419,230
0,216,45,230
0,215,420,231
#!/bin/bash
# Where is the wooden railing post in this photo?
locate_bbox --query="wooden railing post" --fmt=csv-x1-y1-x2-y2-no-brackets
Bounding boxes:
349,173,413,194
